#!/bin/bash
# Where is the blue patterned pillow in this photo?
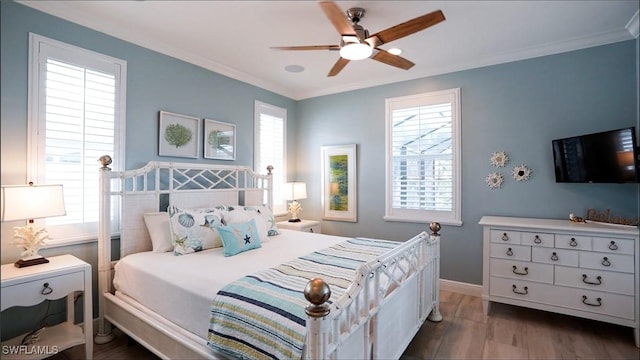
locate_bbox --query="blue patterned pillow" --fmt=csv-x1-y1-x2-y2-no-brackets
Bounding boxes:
217,219,262,257
168,206,225,255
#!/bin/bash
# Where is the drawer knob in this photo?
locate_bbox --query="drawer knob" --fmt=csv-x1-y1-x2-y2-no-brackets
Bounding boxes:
569,238,578,247
581,274,602,285
608,241,618,251
506,248,513,256
550,252,559,261
512,265,528,275
511,284,528,295
581,295,602,307
533,235,542,244
41,282,53,295
501,233,509,241
601,257,611,267
309,228,314,233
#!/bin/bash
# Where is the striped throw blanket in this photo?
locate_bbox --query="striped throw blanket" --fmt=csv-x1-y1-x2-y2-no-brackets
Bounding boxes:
206,238,400,359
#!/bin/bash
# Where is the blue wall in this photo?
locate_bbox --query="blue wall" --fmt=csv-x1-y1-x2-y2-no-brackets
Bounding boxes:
0,1,297,340
296,40,639,284
0,1,298,175
1,0,638,340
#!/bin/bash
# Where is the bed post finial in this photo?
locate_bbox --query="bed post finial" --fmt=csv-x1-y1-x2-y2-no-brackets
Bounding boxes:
429,222,441,236
266,165,273,175
98,155,113,170
304,278,331,317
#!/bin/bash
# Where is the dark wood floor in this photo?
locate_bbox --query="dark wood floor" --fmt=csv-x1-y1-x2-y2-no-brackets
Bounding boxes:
52,290,639,359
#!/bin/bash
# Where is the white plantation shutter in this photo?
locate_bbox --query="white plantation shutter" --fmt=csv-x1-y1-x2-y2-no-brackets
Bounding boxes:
254,101,287,214
385,89,461,225
44,60,115,225
29,34,126,243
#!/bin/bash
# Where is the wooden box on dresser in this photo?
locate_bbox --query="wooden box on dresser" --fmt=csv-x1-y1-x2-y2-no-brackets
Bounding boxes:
479,216,639,347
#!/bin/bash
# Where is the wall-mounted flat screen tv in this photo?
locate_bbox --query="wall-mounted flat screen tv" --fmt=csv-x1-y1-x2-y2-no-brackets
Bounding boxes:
552,127,639,183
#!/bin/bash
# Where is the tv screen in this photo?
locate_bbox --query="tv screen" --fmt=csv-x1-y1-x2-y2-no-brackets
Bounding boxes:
552,127,639,183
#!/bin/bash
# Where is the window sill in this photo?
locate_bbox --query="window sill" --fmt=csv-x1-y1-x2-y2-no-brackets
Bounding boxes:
43,237,97,249
43,233,119,249
383,215,462,227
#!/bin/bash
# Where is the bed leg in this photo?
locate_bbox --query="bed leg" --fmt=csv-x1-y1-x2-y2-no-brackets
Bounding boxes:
94,318,114,344
427,222,442,323
428,306,443,322
94,296,114,345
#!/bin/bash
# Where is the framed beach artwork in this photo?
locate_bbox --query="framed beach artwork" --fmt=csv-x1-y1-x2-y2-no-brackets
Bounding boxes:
204,119,236,160
158,111,200,158
321,144,357,222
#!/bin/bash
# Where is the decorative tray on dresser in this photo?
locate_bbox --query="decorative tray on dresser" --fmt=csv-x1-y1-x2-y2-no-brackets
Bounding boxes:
479,216,639,347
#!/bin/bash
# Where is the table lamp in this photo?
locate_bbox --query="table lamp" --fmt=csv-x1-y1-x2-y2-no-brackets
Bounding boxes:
283,182,307,222
1,182,66,267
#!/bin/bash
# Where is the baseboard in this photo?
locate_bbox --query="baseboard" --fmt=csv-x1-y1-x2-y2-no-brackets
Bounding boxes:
439,279,483,297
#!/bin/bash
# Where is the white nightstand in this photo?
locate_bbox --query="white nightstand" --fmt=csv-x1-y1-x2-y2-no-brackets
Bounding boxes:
1,254,93,360
277,220,321,234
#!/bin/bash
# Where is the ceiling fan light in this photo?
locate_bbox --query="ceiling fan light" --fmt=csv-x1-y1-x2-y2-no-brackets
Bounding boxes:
339,42,372,61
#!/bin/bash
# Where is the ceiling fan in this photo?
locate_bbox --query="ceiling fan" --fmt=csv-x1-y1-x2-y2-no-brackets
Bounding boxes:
270,1,445,77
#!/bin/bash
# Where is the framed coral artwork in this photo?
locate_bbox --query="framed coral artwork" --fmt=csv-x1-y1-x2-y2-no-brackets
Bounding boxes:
204,119,236,160
158,111,200,158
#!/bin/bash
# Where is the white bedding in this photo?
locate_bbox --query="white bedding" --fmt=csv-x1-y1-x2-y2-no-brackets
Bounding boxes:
113,229,348,339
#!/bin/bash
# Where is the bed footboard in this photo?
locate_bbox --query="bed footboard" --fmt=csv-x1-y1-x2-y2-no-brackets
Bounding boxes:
304,223,442,360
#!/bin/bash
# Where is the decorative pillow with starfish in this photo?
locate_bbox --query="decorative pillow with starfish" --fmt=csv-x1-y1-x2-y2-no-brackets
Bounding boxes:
217,219,262,257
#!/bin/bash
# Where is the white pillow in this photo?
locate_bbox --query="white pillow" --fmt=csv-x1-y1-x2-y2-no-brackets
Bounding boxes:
222,205,279,243
143,212,173,253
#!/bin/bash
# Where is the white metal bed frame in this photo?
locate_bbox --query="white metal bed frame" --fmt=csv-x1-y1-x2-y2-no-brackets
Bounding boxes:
95,159,442,359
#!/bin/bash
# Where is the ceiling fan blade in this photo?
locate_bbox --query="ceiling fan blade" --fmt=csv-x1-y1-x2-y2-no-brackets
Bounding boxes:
372,50,415,70
369,10,445,45
328,57,350,77
319,1,357,37
270,45,340,51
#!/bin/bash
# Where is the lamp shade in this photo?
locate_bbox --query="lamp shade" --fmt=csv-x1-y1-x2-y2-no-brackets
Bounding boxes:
283,182,307,201
1,184,66,222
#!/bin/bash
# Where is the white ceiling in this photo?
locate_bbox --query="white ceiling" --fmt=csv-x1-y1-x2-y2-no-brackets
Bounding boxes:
19,1,639,100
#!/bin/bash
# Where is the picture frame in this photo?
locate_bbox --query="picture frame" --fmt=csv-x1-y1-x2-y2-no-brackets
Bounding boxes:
204,119,236,160
321,144,357,222
158,111,200,158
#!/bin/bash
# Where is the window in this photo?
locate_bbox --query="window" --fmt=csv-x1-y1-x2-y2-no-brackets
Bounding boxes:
254,101,287,214
384,88,461,225
28,33,126,244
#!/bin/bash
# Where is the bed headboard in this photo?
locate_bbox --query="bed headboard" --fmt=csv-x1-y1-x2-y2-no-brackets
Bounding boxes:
98,158,273,259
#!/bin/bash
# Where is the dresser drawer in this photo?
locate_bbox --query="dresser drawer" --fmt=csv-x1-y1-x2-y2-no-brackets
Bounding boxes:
489,276,547,303
489,276,635,320
490,258,553,284
553,287,635,320
554,265,634,295
490,229,521,244
532,247,579,266
1,270,84,309
555,234,592,250
580,252,634,273
490,243,530,261
520,231,554,248
592,237,635,255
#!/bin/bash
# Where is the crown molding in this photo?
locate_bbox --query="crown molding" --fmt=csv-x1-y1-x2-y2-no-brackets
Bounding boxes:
17,1,638,101
295,28,635,100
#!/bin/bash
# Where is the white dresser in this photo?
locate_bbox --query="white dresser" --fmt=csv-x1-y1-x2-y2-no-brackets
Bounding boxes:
479,216,639,347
